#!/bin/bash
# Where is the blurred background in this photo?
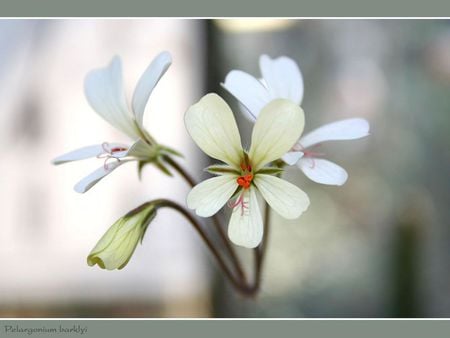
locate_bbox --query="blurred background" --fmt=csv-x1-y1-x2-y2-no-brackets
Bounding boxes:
0,19,449,318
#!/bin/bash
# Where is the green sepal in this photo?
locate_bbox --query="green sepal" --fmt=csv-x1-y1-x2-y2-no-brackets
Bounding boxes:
154,159,173,177
205,165,240,176
257,167,284,175
137,161,146,180
160,145,184,158
139,210,156,244
87,202,157,270
273,159,287,169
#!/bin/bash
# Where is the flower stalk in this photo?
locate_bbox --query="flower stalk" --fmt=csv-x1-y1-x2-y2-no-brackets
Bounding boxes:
161,155,286,296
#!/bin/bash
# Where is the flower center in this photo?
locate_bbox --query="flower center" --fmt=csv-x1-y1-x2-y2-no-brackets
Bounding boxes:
98,142,129,171
237,161,253,189
237,174,253,189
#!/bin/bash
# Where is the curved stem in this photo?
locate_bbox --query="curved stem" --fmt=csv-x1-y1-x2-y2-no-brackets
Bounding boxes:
162,155,196,187
162,155,247,283
151,199,247,292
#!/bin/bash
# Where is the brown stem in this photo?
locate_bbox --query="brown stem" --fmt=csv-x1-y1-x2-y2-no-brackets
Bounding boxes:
151,199,247,293
162,155,247,283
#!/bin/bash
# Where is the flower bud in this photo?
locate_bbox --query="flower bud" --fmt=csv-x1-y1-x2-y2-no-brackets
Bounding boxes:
87,203,156,270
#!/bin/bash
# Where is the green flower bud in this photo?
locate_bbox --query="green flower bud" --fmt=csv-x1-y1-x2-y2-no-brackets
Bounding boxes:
87,203,156,270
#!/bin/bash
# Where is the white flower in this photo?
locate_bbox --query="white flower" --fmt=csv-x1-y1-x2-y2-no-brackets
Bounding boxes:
185,93,310,248
222,54,370,186
289,118,370,186
222,54,304,121
53,51,172,193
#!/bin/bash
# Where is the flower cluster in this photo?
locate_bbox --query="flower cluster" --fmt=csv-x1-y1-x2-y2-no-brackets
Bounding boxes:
222,55,370,185
52,51,176,192
53,51,369,271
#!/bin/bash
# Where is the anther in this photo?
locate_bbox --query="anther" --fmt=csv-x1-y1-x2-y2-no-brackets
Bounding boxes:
111,147,128,153
237,173,253,189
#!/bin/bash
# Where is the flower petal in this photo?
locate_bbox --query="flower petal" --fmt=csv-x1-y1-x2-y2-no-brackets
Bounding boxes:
74,161,126,193
249,99,305,171
300,118,370,149
187,174,238,217
52,143,130,165
298,158,348,186
84,56,139,139
184,93,243,168
282,151,304,166
132,51,172,127
221,70,270,120
254,174,309,219
228,188,263,248
52,145,103,165
259,55,304,105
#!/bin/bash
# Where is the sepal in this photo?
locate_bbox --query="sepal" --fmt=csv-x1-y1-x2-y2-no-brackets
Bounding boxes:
87,203,157,270
205,165,240,176
257,167,284,175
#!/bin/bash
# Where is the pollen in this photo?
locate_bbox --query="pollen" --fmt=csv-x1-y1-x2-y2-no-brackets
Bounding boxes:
237,174,253,189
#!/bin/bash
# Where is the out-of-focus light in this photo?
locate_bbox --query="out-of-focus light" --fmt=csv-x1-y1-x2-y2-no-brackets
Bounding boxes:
214,19,298,33
425,30,450,83
333,58,387,118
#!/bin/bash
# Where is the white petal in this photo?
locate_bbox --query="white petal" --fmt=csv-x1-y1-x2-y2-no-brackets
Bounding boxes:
132,51,172,127
52,143,129,165
184,93,243,168
187,175,238,217
282,151,304,166
52,145,104,165
228,188,263,248
254,174,309,219
300,118,370,149
259,55,304,105
84,56,139,139
74,161,125,193
298,158,348,186
237,102,259,122
221,70,271,120
249,99,305,171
